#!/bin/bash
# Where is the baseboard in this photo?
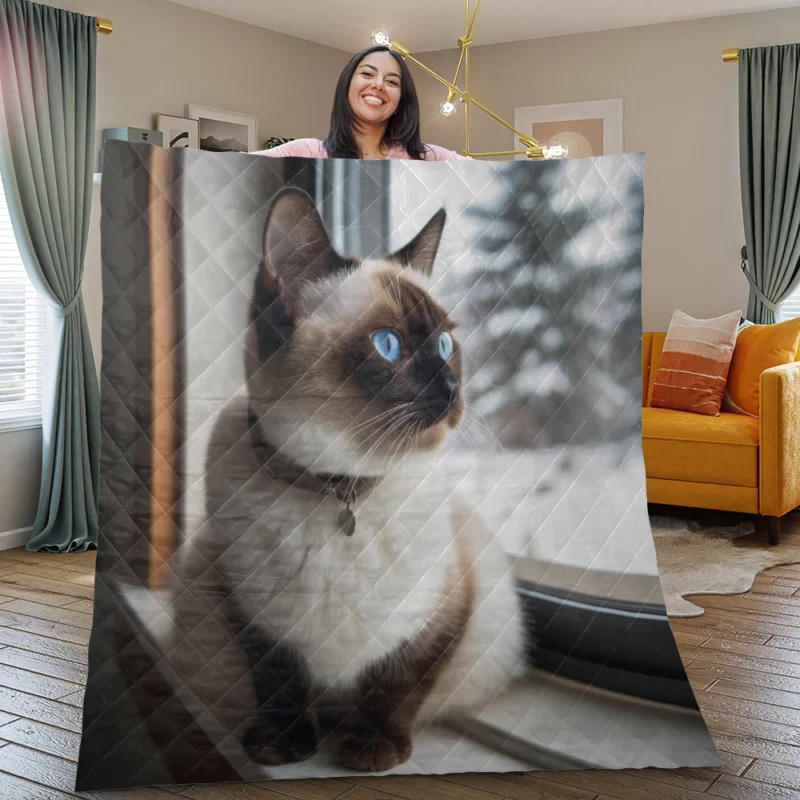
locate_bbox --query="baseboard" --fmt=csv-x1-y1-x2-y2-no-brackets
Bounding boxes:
0,527,31,551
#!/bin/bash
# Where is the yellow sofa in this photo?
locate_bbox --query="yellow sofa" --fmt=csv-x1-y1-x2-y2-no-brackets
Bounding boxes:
642,332,800,544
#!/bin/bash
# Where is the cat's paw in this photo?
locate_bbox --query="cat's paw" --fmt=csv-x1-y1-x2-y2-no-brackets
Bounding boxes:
337,730,412,772
243,714,318,765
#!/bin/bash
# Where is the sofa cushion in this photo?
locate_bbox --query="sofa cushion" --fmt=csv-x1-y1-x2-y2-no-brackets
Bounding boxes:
642,407,759,487
650,309,740,416
723,317,800,417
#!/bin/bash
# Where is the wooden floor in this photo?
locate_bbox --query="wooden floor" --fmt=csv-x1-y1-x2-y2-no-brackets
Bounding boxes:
0,512,798,799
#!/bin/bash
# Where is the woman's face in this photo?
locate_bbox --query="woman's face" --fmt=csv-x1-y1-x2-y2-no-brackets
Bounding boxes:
347,51,402,127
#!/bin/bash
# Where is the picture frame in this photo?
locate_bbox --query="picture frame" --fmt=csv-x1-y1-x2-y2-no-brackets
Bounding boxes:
156,114,199,149
186,104,258,154
514,99,623,160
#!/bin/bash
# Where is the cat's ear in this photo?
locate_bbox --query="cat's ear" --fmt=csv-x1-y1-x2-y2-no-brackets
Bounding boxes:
390,208,446,276
262,188,340,316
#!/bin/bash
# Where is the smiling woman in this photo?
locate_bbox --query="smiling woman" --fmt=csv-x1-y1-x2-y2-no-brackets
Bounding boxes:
256,46,464,161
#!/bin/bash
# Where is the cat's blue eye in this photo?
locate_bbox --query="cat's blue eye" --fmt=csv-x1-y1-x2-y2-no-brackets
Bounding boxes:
439,331,454,361
372,329,402,363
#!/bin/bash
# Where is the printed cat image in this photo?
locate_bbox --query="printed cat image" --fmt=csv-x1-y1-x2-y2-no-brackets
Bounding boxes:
197,187,525,773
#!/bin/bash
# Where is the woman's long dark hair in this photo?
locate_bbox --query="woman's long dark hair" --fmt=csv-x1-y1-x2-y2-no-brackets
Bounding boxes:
323,46,427,160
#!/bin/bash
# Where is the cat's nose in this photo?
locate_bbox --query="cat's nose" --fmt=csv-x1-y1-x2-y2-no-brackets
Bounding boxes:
419,376,460,422
443,376,460,409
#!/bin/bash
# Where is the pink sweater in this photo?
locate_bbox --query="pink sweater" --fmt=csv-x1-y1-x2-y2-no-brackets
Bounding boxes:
253,137,465,161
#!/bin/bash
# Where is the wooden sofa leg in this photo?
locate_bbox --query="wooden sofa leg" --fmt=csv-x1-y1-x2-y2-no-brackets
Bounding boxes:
767,516,781,546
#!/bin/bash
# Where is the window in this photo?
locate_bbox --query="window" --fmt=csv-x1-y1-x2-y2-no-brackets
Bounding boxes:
0,174,45,431
782,283,800,321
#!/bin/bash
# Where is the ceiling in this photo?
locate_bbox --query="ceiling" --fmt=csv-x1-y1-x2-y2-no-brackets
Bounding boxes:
166,0,795,52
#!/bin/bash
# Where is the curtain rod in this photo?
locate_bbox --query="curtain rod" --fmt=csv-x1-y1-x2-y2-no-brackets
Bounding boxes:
96,17,113,35
723,48,739,62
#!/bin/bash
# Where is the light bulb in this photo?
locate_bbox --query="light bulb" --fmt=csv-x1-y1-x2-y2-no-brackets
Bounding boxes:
440,100,458,118
371,30,392,47
439,88,459,118
543,140,569,160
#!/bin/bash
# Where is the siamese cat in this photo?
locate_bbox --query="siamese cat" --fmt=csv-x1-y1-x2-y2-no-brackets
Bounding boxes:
203,187,524,773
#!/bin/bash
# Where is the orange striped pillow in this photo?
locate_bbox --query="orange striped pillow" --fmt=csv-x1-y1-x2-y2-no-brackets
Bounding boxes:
650,309,741,416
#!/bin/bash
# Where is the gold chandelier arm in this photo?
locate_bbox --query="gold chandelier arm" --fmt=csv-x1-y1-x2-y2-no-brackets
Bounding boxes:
465,47,471,151
464,0,482,41
394,47,460,92
466,149,527,158
464,0,471,151
451,45,467,88
467,95,538,146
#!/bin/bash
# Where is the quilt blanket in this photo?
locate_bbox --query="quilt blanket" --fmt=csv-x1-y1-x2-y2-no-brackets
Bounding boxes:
76,140,718,791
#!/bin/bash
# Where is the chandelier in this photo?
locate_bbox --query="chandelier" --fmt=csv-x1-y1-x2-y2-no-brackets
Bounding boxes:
371,0,568,160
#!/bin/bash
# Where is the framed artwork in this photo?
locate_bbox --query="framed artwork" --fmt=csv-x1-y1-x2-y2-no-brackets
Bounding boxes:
156,114,199,149
514,99,623,159
186,104,258,153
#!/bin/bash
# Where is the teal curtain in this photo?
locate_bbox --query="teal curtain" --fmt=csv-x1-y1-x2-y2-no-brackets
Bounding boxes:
0,0,99,551
739,44,800,323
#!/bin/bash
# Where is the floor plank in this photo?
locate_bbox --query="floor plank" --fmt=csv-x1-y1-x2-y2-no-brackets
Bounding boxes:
0,718,81,760
0,662,79,700
63,599,94,615
676,608,798,642
680,644,800,680
701,708,800,746
0,580,95,608
0,743,77,791
0,550,96,575
686,660,800,694
84,788,182,800
744,759,800,789
697,688,800,726
0,685,82,733
0,621,88,663
0,608,90,646
764,634,800,652
541,769,711,800
706,773,800,799
0,572,94,601
180,782,317,800
709,732,800,768
705,678,800,710
329,788,404,800
250,779,353,800
0,646,87,684
0,598,93,630
440,770,597,799
352,775,512,800
0,770,78,800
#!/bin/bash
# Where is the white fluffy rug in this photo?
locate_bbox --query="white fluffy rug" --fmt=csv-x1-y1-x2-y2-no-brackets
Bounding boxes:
651,516,800,617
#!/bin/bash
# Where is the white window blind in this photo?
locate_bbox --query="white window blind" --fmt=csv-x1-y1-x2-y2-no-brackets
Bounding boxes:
0,174,45,431
782,284,800,321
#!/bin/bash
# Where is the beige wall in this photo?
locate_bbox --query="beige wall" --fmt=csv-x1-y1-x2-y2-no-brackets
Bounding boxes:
416,7,800,333
0,0,346,535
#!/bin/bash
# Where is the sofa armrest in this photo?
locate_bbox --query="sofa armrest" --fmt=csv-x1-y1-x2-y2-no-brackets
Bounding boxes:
760,361,800,516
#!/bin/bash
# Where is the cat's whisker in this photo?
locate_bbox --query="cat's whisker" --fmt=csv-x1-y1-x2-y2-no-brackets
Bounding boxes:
353,404,416,447
355,411,416,473
346,403,413,437
348,416,404,477
384,414,418,465
462,406,503,450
